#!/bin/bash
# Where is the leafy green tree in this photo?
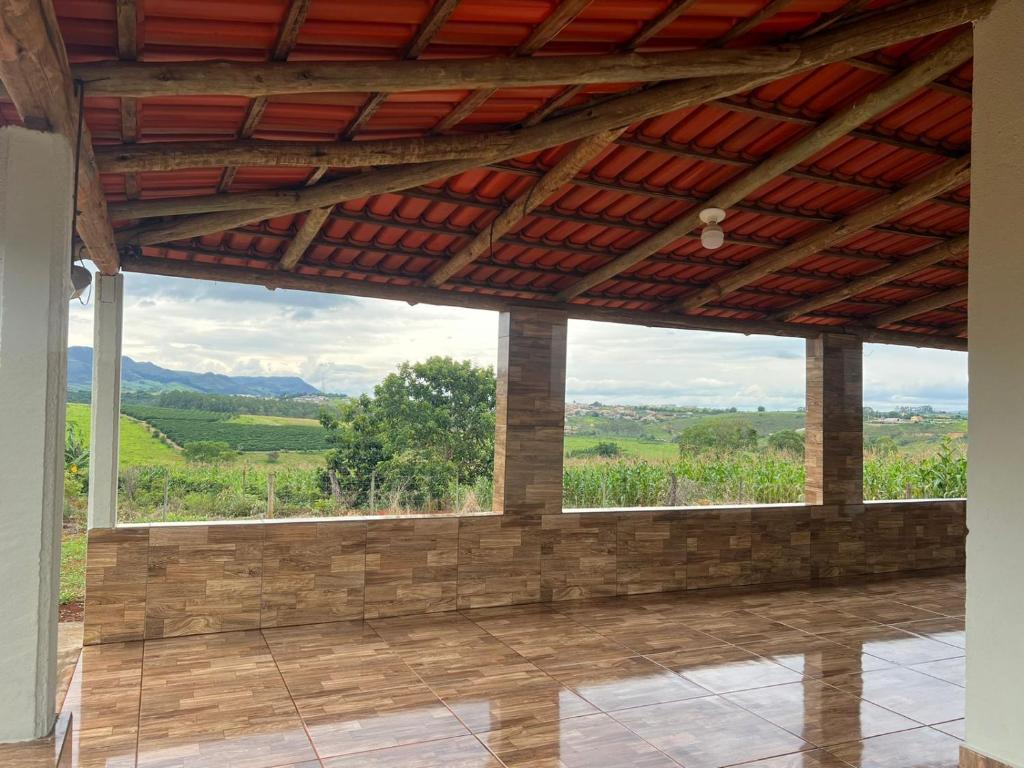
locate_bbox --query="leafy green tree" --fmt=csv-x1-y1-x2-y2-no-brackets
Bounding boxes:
677,417,758,454
767,429,804,456
321,357,496,507
182,440,236,463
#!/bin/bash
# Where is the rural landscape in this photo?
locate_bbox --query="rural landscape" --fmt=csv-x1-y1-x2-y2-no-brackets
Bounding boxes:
60,347,968,611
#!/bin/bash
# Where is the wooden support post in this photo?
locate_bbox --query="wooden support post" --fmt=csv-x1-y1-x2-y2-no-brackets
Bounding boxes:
805,333,863,506
492,309,568,518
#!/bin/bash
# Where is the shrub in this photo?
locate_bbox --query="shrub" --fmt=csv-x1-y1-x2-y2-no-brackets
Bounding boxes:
183,440,236,463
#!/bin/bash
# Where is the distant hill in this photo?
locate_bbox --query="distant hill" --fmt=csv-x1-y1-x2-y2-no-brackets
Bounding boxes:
67,347,320,397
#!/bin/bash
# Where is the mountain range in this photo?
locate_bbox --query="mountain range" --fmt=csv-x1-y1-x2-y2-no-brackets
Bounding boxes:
67,347,320,397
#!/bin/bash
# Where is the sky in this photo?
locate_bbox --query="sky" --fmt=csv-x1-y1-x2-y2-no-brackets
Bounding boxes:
67,271,969,412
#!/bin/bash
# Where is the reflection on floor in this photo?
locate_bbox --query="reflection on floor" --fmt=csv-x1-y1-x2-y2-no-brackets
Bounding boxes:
0,571,966,767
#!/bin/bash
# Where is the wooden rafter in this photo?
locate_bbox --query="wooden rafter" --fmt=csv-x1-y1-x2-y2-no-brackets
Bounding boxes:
344,0,460,140
794,0,873,40
217,0,309,193
554,31,973,302
72,47,799,100
0,0,119,273
425,129,624,287
114,0,990,253
671,155,972,313
778,234,970,321
628,0,701,49
871,284,968,327
115,0,139,199
717,0,794,46
433,0,593,133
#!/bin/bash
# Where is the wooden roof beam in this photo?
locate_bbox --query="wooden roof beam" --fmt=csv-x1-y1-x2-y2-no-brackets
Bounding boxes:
425,129,624,287
778,233,969,320
716,0,794,46
114,0,992,250
554,30,973,302
218,0,310,194
70,47,797,99
672,155,971,313
432,0,593,133
871,284,967,327
121,254,968,352
627,0,701,48
0,0,119,273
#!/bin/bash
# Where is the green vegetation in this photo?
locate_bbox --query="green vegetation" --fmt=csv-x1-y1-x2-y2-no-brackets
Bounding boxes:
322,357,496,512
183,440,237,463
677,417,758,453
767,429,805,456
60,534,86,604
121,405,331,451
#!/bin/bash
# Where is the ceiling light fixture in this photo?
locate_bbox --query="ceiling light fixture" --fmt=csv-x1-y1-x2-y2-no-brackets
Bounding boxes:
699,207,727,250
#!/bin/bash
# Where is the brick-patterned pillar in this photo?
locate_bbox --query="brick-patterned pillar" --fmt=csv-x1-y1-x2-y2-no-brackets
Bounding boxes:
805,333,863,506
492,308,568,517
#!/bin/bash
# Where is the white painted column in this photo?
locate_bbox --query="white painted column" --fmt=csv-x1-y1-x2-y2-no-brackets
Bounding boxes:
0,127,74,742
88,273,123,529
965,2,1024,767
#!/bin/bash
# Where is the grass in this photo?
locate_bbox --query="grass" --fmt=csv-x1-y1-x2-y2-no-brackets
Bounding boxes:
564,435,679,461
231,414,322,427
67,403,182,466
61,532,86,605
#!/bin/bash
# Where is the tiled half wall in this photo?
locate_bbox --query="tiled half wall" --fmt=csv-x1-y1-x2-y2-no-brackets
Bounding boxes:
83,499,966,645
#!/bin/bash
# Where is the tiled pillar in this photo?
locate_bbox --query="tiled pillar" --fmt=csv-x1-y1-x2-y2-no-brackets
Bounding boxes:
964,3,1024,767
0,127,74,741
805,333,863,506
88,273,123,530
491,308,568,517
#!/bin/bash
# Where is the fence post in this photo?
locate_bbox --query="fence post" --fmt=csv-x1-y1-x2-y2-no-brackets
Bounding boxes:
267,473,276,519
369,471,376,514
162,471,170,522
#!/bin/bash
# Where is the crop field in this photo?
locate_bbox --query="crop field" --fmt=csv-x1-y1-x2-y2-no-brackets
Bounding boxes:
121,405,331,452
67,403,182,465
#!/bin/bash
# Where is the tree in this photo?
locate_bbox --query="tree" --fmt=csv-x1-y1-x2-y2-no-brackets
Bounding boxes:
768,429,804,456
677,417,758,453
321,357,496,507
182,440,236,463
757,406,766,413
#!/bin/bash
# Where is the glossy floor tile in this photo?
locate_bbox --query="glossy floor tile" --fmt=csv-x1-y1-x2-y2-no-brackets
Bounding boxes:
648,645,805,693
827,726,963,767
725,679,920,747
31,571,972,767
826,667,965,725
613,695,813,768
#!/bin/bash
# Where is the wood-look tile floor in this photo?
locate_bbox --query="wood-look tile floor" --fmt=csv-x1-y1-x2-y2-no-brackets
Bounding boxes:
0,572,967,767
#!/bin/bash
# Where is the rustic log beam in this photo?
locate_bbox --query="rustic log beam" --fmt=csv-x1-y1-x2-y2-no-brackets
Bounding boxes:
71,47,799,99
115,0,992,249
554,31,973,301
628,0,702,48
0,0,119,273
121,254,967,351
276,207,331,271
871,284,967,326
115,0,140,199
431,0,593,132
671,155,971,312
344,0,460,140
717,0,794,46
778,233,969,320
425,129,625,286
218,0,310,193
794,0,873,39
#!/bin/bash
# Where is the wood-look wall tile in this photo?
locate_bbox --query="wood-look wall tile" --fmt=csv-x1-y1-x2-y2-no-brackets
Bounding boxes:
686,508,753,589
261,521,366,627
751,507,812,585
83,527,149,645
541,512,618,601
457,514,541,609
615,511,686,595
364,518,459,618
145,524,264,639
810,504,867,579
865,500,967,574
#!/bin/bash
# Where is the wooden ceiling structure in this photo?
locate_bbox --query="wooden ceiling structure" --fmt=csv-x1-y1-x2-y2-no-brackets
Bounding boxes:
0,0,990,351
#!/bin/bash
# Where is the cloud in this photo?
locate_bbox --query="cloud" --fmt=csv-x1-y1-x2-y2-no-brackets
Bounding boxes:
66,273,967,410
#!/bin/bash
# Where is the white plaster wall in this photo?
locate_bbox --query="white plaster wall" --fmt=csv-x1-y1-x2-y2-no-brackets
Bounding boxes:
967,2,1024,765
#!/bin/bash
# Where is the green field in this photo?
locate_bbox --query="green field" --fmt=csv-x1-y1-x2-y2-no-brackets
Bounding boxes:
231,414,323,427
67,403,182,465
564,436,679,461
